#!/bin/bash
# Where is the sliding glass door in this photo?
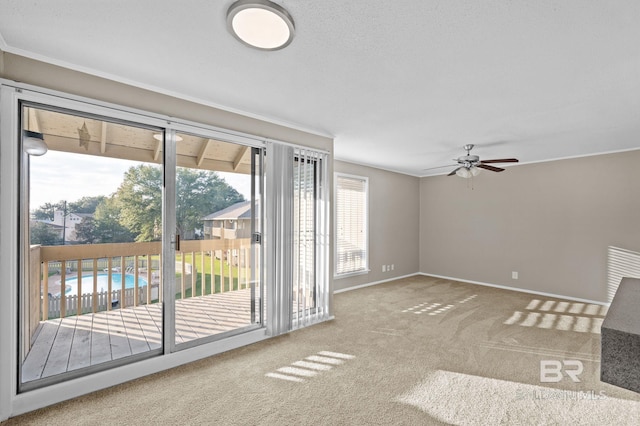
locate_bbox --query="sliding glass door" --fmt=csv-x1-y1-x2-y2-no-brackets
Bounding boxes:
172,132,263,347
15,92,265,391
19,103,166,389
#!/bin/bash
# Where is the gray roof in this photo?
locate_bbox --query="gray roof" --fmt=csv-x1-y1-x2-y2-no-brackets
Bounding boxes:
202,200,251,221
32,220,65,229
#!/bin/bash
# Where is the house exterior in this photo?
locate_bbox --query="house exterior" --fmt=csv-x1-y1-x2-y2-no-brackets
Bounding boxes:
51,210,93,243
202,200,252,240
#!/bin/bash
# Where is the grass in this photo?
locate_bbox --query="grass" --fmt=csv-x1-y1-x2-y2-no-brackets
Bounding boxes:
175,252,248,299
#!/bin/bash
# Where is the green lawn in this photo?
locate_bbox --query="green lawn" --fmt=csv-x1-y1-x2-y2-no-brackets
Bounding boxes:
175,253,246,299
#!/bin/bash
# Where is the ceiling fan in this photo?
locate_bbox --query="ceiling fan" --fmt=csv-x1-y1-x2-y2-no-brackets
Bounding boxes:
427,144,519,178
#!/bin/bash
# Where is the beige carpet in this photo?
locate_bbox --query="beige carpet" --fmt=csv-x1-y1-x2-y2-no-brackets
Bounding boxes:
5,275,640,425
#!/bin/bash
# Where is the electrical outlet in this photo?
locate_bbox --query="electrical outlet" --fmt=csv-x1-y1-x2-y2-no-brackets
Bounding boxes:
512,271,518,279
382,265,386,272
391,264,395,271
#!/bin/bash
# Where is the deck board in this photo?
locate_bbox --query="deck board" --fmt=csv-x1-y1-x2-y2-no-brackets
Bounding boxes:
107,310,133,361
67,314,92,371
42,316,77,378
90,313,112,365
21,320,59,382
23,289,254,383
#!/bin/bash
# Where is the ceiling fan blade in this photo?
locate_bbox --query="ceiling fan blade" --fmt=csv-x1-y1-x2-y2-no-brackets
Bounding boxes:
480,158,519,164
447,167,462,176
477,164,505,172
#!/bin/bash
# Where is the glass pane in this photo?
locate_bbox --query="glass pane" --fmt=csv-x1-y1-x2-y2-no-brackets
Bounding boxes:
173,133,261,345
20,105,164,387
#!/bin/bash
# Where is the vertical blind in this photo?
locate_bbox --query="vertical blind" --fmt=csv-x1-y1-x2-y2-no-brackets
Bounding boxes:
335,174,368,276
266,142,330,336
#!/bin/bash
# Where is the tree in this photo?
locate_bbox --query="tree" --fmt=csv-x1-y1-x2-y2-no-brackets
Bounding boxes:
176,167,244,238
116,165,163,242
114,165,244,242
68,196,106,214
93,196,135,243
75,217,98,244
30,222,60,246
32,201,62,221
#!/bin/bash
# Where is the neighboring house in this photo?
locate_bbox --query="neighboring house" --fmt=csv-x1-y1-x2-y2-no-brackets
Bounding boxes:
202,200,252,240
51,210,93,243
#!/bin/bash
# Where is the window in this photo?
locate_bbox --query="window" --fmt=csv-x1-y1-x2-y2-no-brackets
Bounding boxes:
335,173,368,277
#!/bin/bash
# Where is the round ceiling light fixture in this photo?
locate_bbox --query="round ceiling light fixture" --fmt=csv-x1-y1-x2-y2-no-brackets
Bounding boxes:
227,0,295,50
23,130,48,156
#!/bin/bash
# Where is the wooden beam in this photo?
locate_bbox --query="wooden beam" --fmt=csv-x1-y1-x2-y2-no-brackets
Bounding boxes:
27,107,42,133
100,122,108,154
233,146,249,171
153,138,162,161
196,139,212,167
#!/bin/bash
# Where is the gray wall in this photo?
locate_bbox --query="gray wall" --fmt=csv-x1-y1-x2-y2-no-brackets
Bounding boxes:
0,52,331,152
419,150,640,302
334,161,420,292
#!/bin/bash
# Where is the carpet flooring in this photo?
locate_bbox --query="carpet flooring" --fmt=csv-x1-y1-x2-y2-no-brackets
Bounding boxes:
4,275,640,425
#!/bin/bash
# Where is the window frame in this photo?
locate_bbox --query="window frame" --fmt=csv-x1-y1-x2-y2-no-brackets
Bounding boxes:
334,172,369,279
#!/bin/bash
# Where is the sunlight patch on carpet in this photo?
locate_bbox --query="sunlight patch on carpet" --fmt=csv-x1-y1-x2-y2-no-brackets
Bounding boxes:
265,372,305,383
504,298,607,334
402,295,477,316
401,302,454,316
318,351,355,360
292,360,333,371
306,355,344,365
458,294,478,304
266,351,355,383
396,370,640,425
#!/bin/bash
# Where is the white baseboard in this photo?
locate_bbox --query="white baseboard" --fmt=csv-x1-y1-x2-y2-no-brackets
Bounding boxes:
420,272,609,306
333,273,420,294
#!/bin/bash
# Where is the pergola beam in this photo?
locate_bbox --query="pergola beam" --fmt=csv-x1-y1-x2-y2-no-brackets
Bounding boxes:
100,122,108,153
233,146,249,171
197,139,212,167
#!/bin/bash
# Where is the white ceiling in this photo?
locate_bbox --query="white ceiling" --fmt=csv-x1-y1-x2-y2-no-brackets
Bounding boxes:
1,0,639,176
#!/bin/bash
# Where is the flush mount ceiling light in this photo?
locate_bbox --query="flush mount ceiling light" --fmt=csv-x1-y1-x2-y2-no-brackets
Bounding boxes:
227,0,295,50
23,130,48,156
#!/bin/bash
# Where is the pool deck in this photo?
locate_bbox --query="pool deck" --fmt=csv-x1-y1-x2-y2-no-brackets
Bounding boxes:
22,288,254,383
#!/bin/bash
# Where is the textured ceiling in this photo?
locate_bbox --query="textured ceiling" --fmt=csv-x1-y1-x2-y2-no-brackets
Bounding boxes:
1,0,639,176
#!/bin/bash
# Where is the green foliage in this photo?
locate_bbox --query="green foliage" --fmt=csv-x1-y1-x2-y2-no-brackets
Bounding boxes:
33,165,244,244
32,201,62,221
92,196,135,243
30,222,60,245
68,196,106,214
74,217,98,244
175,167,244,238
115,165,163,242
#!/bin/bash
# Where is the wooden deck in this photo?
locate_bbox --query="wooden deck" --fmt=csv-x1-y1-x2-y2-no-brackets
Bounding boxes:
22,288,255,383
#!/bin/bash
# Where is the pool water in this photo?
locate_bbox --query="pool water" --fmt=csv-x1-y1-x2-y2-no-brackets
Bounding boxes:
62,273,149,297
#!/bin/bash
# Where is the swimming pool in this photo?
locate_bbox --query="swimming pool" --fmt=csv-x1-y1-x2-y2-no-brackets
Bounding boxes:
60,273,149,297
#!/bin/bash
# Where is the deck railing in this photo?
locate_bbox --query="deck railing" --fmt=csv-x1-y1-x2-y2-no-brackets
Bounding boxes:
32,238,253,324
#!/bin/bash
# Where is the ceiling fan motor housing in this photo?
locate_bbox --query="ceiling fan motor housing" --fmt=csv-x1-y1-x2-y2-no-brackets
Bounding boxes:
459,155,479,164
